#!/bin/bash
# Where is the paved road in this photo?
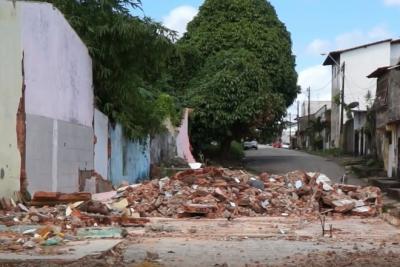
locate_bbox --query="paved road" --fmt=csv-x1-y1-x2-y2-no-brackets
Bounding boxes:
245,146,364,185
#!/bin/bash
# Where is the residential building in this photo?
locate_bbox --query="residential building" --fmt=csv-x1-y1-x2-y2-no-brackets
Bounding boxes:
281,121,297,147
368,64,400,178
301,101,331,117
295,101,331,150
323,39,400,155
314,105,331,150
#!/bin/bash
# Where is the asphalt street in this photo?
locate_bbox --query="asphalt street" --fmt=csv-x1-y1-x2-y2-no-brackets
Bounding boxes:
245,146,365,185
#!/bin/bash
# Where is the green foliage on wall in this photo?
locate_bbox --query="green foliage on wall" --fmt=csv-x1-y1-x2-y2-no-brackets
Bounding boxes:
30,0,180,138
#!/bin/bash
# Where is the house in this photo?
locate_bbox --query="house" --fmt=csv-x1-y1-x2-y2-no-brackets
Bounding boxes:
368,64,400,178
301,101,331,116
314,105,331,150
323,39,400,155
281,121,297,147
295,101,331,150
296,115,313,149
0,1,94,198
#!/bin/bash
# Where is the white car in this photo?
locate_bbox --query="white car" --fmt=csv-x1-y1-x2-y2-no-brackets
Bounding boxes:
281,143,290,149
244,140,258,150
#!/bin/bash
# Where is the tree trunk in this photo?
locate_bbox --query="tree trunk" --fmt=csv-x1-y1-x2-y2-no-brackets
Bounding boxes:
220,138,232,157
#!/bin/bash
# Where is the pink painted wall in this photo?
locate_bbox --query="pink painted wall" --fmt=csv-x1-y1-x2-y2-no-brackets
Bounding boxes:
21,2,93,127
176,109,196,163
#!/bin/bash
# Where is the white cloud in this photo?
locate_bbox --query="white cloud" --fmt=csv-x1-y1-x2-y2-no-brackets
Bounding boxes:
384,0,400,6
335,25,392,49
306,39,331,55
297,65,331,101
287,64,331,116
306,24,393,56
163,6,198,38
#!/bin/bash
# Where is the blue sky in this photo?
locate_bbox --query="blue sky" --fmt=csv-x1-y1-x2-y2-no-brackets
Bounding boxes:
140,0,400,112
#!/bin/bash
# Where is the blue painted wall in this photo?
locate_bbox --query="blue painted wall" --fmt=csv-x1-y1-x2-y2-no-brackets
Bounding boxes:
109,123,150,185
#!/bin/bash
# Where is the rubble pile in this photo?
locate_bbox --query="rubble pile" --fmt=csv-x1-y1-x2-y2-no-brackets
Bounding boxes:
0,167,382,252
111,167,382,218
0,193,148,252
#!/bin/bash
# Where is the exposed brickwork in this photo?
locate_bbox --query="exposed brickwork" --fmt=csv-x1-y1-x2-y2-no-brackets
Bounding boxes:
16,52,27,199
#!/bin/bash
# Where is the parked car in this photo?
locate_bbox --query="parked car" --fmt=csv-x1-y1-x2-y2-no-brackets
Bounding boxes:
272,141,282,148
244,140,258,150
282,143,290,149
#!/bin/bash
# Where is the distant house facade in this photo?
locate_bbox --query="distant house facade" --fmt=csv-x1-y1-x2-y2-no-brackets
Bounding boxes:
323,39,400,155
296,101,331,150
301,101,331,117
368,65,400,178
314,105,331,150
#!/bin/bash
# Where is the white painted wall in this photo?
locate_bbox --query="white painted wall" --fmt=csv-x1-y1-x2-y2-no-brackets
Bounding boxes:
330,41,392,147
0,1,23,198
390,42,400,65
94,109,109,180
18,2,95,194
301,101,331,117
21,2,93,127
341,42,391,111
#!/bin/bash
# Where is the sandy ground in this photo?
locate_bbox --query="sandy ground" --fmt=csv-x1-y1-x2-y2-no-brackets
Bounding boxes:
121,216,400,267
2,216,400,266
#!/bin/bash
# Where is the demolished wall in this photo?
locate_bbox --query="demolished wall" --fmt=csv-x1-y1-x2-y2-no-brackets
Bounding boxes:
176,109,196,163
94,109,109,180
0,1,23,198
21,2,94,194
150,118,177,165
109,124,150,186
0,2,95,196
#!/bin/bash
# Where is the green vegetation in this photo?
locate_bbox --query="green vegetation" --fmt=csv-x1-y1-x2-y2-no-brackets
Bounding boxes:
31,0,180,139
31,0,298,152
200,140,245,161
176,0,299,154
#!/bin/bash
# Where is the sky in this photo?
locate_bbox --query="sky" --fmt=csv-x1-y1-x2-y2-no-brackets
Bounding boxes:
140,0,400,116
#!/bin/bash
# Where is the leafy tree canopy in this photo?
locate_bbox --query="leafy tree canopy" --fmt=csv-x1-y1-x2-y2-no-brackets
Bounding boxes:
30,0,180,138
176,0,298,152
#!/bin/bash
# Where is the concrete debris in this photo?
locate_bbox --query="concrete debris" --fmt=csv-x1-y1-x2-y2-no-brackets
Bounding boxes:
100,167,381,219
0,166,382,254
31,192,91,206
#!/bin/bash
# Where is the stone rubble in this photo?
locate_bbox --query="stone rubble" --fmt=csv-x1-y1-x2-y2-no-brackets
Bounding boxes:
0,167,382,253
109,167,382,219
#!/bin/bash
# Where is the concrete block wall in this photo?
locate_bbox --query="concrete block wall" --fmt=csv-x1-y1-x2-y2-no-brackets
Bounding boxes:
0,1,23,198
21,2,94,195
26,115,94,193
0,1,94,196
150,118,177,165
94,109,109,180
176,109,196,163
109,124,150,186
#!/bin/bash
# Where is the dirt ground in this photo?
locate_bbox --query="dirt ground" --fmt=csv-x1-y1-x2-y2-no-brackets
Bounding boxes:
121,216,400,267
2,216,400,267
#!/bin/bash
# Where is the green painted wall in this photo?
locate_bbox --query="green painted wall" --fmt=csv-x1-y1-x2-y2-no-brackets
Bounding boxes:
0,1,22,198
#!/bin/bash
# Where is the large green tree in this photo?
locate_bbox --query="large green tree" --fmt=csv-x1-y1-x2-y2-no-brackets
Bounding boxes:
176,0,298,153
31,0,179,138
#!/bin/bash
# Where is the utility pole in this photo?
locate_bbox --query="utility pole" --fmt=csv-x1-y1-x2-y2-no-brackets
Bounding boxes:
307,87,311,125
296,101,299,149
340,62,345,135
289,113,292,139
307,87,311,149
